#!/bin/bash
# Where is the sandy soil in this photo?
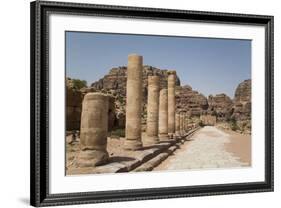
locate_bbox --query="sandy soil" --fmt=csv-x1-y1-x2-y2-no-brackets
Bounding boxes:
66,131,170,174
222,129,251,165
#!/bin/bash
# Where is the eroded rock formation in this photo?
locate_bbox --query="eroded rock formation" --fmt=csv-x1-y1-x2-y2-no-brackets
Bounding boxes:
91,65,180,99
207,93,233,121
232,79,251,133
175,85,208,117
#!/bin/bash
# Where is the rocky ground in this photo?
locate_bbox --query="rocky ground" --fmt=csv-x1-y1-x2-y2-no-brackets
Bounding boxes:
66,130,197,175
66,126,251,175
154,126,251,171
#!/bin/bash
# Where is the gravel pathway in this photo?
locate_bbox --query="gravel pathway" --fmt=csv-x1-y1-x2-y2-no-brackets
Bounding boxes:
154,126,249,171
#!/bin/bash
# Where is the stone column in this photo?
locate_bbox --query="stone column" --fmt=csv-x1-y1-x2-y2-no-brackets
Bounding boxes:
146,75,160,145
159,89,169,141
175,112,180,136
180,111,184,135
184,113,188,132
124,54,143,150
77,92,109,167
168,70,176,137
183,113,186,132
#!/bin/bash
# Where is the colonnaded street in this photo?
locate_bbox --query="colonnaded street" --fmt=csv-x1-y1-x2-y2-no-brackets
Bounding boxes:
154,126,251,171
66,54,252,175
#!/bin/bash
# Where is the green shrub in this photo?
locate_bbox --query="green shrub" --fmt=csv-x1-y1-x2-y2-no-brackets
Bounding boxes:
230,118,239,131
199,120,204,127
111,128,125,137
71,79,87,90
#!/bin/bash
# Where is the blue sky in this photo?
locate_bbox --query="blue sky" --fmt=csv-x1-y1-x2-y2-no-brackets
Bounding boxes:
66,31,251,98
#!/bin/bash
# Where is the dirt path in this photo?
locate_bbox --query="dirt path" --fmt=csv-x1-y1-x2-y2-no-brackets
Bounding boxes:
222,129,251,165
154,126,251,171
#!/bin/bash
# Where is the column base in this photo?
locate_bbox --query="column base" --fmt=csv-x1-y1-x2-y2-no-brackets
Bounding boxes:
145,135,159,145
159,134,170,142
180,131,186,136
124,139,143,150
76,149,109,167
168,133,173,139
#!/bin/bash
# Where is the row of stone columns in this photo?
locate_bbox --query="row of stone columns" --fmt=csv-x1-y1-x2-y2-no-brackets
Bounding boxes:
124,54,178,150
77,54,180,166
175,111,190,136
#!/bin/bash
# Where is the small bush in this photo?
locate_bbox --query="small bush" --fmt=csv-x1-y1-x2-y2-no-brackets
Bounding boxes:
111,128,125,137
199,120,205,127
229,118,239,131
71,79,87,90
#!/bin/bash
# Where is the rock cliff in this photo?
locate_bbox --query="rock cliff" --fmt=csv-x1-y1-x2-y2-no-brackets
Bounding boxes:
175,85,208,117
91,65,181,100
232,79,251,133
207,93,233,121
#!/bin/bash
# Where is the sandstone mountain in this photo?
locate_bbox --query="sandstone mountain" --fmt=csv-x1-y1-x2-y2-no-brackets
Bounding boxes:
175,85,208,117
207,93,233,121
232,79,251,133
91,65,181,100
90,66,181,121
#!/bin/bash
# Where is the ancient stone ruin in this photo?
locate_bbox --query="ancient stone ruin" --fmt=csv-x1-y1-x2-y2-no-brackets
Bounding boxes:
168,70,176,137
124,54,143,150
67,73,251,134
74,54,188,167
159,88,169,141
76,92,109,167
66,53,252,170
146,75,160,145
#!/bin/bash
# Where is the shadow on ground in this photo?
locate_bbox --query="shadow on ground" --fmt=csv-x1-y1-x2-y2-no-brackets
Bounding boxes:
109,156,136,163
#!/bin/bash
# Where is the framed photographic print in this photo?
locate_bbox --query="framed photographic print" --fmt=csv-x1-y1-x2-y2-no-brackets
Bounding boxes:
30,0,274,207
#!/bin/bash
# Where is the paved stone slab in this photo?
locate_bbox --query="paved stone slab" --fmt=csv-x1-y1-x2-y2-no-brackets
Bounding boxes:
155,126,250,171
134,145,179,172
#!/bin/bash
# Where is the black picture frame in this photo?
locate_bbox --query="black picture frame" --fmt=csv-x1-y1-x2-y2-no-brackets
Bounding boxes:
30,0,274,207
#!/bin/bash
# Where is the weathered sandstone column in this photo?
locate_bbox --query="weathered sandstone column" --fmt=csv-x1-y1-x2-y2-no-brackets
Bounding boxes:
183,113,186,132
146,75,160,145
168,70,176,137
180,111,184,135
185,115,188,131
124,54,143,150
159,89,169,141
184,113,188,132
175,112,181,136
77,92,109,167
